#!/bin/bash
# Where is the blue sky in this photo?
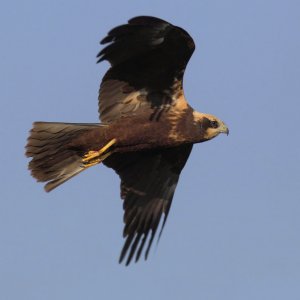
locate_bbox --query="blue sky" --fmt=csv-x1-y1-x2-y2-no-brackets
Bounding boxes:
1,0,300,299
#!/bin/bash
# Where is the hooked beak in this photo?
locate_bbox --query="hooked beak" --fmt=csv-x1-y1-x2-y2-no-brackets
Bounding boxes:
219,123,229,136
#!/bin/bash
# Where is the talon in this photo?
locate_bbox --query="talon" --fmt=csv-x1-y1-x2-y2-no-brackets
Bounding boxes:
82,150,100,162
83,151,112,168
82,138,117,167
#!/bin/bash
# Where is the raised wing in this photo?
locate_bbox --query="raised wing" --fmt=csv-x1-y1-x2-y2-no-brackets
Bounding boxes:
97,16,195,123
104,144,193,265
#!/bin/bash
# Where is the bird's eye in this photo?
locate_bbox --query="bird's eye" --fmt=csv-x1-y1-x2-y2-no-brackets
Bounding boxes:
210,120,219,128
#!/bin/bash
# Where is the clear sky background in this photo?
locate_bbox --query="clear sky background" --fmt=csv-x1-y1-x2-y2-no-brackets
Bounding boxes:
1,0,300,299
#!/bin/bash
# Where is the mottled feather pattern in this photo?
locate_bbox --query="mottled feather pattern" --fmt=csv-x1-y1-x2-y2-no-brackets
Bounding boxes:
99,80,148,123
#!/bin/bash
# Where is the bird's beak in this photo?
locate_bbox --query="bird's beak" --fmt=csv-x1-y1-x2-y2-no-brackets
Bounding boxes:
219,123,229,136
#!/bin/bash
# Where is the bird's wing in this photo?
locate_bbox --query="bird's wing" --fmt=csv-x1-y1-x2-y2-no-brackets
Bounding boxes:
103,144,193,265
97,16,195,123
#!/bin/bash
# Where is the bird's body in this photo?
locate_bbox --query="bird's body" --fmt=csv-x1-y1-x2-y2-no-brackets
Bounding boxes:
68,99,221,154
26,16,229,265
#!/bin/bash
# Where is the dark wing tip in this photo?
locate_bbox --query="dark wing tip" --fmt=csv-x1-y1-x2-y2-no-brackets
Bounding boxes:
96,16,195,67
128,15,170,26
118,194,170,266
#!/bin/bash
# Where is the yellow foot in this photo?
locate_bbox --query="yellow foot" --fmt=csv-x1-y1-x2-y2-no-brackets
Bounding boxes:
82,151,112,168
82,138,117,168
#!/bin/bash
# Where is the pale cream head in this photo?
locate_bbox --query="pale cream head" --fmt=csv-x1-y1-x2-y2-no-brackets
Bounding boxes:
193,111,229,140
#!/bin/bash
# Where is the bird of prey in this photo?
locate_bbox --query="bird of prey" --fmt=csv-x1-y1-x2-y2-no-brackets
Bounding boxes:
26,16,229,265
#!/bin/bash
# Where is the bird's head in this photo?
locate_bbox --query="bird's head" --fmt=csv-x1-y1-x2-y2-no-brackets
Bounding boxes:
193,111,229,141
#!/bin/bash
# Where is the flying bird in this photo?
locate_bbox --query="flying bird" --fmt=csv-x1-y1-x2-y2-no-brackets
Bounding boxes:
26,16,229,265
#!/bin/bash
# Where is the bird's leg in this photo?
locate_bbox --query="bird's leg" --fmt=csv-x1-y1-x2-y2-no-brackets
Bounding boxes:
83,138,116,160
82,138,117,168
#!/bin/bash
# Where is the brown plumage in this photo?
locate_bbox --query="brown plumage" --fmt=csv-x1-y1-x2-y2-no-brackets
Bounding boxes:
25,16,229,265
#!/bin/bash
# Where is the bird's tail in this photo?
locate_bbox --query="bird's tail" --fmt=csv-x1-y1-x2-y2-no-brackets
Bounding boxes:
25,122,114,192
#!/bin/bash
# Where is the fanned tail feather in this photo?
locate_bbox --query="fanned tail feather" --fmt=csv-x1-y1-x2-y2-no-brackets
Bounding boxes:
25,122,106,192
